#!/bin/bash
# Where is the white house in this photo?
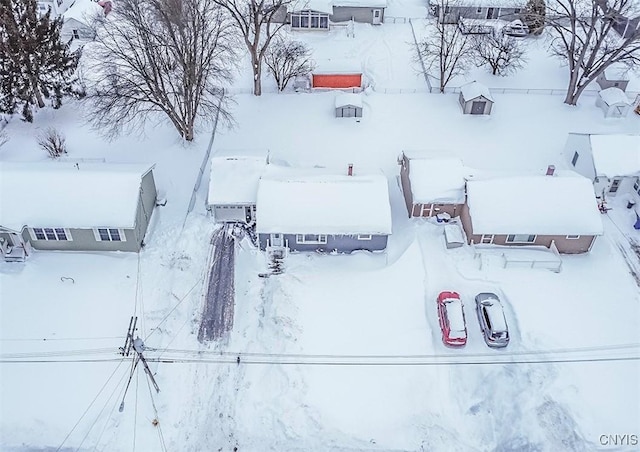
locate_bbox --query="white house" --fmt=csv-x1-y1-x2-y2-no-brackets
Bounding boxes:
564,133,640,201
206,153,267,224
37,0,75,18
60,0,106,44
256,164,392,253
596,87,632,118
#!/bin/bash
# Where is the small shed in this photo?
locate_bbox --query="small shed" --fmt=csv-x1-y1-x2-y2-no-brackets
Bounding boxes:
335,93,363,117
596,64,630,91
596,87,632,118
459,81,494,115
312,59,363,89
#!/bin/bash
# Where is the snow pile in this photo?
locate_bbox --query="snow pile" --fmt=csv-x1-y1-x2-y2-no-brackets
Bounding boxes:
466,173,604,235
0,161,154,230
598,87,631,106
404,151,468,203
590,134,640,177
256,165,392,234
207,154,266,206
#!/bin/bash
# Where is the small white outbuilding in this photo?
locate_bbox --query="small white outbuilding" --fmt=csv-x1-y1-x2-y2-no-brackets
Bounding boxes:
459,81,494,115
596,87,632,118
335,93,363,118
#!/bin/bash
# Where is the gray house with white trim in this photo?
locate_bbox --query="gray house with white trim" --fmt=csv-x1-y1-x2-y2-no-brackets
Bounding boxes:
429,0,524,24
256,165,392,253
0,162,156,261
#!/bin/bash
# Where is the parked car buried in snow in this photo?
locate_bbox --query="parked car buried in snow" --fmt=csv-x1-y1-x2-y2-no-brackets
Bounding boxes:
437,291,467,347
475,292,509,348
502,20,529,37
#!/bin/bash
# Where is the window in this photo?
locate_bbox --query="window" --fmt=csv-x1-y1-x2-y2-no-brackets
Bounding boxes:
634,179,640,195
513,8,520,13
476,7,482,13
31,227,71,241
609,178,621,193
72,29,79,39
357,234,372,240
480,234,494,244
566,235,581,239
290,10,329,29
295,234,327,244
421,205,432,216
571,151,579,166
506,234,536,243
95,228,126,242
444,5,451,13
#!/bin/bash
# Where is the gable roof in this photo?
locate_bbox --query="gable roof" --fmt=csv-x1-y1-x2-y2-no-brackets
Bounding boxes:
460,81,494,102
598,87,631,106
466,173,603,235
207,155,266,206
256,165,392,235
403,151,468,204
335,93,363,108
63,0,104,25
590,134,640,177
0,161,154,231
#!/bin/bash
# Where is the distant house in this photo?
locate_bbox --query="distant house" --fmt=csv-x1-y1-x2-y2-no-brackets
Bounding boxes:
312,59,363,89
256,165,392,253
596,65,631,91
429,0,524,24
0,162,157,261
459,81,494,115
335,93,363,117
398,151,468,218
596,87,632,118
460,173,603,254
331,0,387,24
206,154,267,224
287,0,332,29
284,0,387,26
37,0,75,18
564,133,640,201
60,0,107,43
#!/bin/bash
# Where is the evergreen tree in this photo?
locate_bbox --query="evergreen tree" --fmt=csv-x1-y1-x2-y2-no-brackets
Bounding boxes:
522,0,545,36
0,0,79,120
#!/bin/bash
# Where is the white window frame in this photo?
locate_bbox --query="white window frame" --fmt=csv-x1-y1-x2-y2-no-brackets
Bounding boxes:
93,228,127,242
295,234,327,244
72,29,79,39
420,204,432,216
506,234,536,243
480,234,494,244
29,227,72,241
566,235,581,240
357,234,372,240
290,10,329,29
571,151,579,167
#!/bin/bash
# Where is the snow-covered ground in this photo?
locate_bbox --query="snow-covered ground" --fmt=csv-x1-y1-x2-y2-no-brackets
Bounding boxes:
1,14,640,452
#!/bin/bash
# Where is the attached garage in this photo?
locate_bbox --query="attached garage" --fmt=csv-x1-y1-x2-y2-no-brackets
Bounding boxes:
459,81,494,115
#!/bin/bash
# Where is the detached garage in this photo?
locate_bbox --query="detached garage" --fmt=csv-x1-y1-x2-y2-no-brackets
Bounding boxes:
596,87,632,118
312,59,363,89
459,81,494,115
335,93,363,117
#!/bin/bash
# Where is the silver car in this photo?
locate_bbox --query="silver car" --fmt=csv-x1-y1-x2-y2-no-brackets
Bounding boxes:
475,292,509,348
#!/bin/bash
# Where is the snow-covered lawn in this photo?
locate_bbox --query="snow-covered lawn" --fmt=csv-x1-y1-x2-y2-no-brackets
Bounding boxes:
1,11,640,452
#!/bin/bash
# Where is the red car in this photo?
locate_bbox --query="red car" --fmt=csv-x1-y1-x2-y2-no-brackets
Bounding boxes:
437,291,468,347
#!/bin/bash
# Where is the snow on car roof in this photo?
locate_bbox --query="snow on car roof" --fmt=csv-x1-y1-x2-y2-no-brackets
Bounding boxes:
466,173,603,235
256,165,392,235
0,161,154,231
483,300,507,331
590,134,640,177
207,155,266,206
444,298,466,333
404,152,467,203
598,87,631,106
335,93,363,108
460,81,493,102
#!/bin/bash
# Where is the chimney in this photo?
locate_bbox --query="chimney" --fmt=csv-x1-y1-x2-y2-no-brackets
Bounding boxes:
546,165,555,176
348,163,353,176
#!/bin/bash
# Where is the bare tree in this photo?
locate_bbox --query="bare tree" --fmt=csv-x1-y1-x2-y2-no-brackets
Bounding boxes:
265,36,314,91
546,0,640,105
38,127,67,158
212,0,297,95
472,32,527,75
84,0,237,141
0,128,8,148
417,0,475,92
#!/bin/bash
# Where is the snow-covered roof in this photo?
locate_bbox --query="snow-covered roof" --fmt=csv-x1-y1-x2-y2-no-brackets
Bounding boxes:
207,155,266,206
460,81,493,102
296,0,332,12
598,87,631,106
603,64,630,80
405,152,468,204
313,59,362,74
335,93,363,108
466,174,603,235
332,0,388,7
63,0,104,25
442,0,525,9
256,165,392,235
590,135,640,177
0,161,154,231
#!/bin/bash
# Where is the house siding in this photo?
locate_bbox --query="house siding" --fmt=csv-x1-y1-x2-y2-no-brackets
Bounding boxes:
460,204,596,254
61,18,96,43
22,228,140,252
596,73,630,91
258,233,388,253
331,6,385,23
132,170,157,246
436,5,522,23
412,202,463,218
460,94,493,114
399,156,414,216
335,105,363,117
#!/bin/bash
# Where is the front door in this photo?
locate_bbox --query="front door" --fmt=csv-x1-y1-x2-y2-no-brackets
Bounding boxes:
471,101,486,114
372,9,382,24
270,233,284,247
